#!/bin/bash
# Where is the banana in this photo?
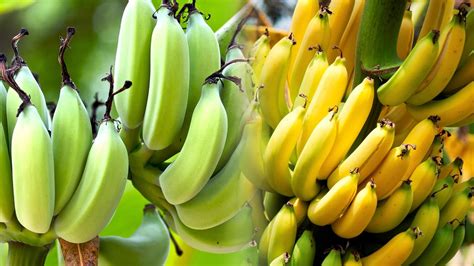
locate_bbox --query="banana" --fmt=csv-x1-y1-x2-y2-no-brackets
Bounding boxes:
397,9,415,59
267,203,297,263
439,0,455,30
98,205,170,266
297,56,347,153
439,156,463,181
431,174,456,209
321,248,342,266
445,50,474,93
175,143,256,230
438,187,473,230
332,179,377,238
259,35,294,128
366,144,414,200
412,221,455,265
269,252,290,266
407,13,466,105
342,250,362,266
427,130,447,158
408,81,474,127
327,0,356,62
250,32,271,87
365,180,413,233
293,50,328,109
361,228,420,265
52,28,93,215
438,220,466,265
327,119,395,188
249,190,268,243
142,2,189,150
0,122,13,223
288,197,308,226
54,76,130,243
292,109,338,200
159,80,227,205
307,169,358,226
289,230,316,266
417,0,444,41
459,8,474,66
263,192,288,222
289,10,331,96
453,176,474,194
319,77,374,178
0,82,6,133
113,0,155,129
377,30,440,106
258,218,274,265
408,157,440,212
264,104,305,196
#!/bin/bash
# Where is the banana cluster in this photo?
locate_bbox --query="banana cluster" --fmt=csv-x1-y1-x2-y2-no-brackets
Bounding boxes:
243,1,474,265
0,27,130,246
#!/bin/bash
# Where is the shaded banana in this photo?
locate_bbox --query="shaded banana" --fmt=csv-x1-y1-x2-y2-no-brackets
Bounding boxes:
263,192,287,222
431,174,456,209
445,50,474,94
0,122,13,223
438,220,466,264
397,9,415,59
342,250,362,266
0,81,6,133
438,187,473,229
288,197,308,226
289,230,315,266
412,221,455,265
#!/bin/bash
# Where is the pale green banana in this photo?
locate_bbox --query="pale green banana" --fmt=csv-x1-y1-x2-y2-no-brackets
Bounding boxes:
290,230,316,266
270,252,291,266
0,122,13,223
431,174,455,209
0,81,6,135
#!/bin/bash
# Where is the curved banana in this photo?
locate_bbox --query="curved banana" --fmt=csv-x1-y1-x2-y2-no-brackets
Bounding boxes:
439,0,455,30
377,30,440,106
431,174,456,209
417,0,444,41
288,197,308,226
98,205,170,266
0,122,13,223
259,35,294,129
264,105,305,196
407,157,440,212
52,28,93,215
332,180,377,238
250,32,271,87
445,50,474,93
361,228,420,265
365,180,413,233
292,109,338,200
269,252,291,266
267,203,297,263
397,9,414,59
321,248,342,266
54,78,130,243
258,218,274,265
263,192,287,223
327,119,395,188
342,250,362,266
175,143,256,230
293,50,328,109
113,0,155,129
0,82,6,133
142,3,189,150
412,221,455,265
319,77,374,178
327,0,356,62
307,169,358,226
438,220,466,264
159,81,227,205
438,187,473,230
289,230,316,266
407,81,474,127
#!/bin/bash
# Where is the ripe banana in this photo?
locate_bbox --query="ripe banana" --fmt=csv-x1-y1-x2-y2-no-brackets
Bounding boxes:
288,197,308,226
293,50,328,109
445,50,474,93
417,0,444,41
407,157,440,212
289,230,315,266
319,77,374,178
250,33,271,87
365,180,413,233
412,221,455,265
321,248,342,266
142,3,189,150
331,180,377,238
98,205,170,266
397,9,414,59
159,81,227,205
438,187,473,230
342,250,362,266
0,122,13,223
264,104,305,196
307,169,358,226
327,0,356,62
327,119,395,188
113,0,155,129
377,30,440,106
52,28,93,215
292,109,338,200
438,220,466,265
267,203,297,263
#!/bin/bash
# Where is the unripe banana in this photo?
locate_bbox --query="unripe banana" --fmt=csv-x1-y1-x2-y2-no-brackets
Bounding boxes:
408,157,440,212
438,187,473,230
412,221,455,265
52,28,93,215
0,82,6,133
431,175,456,209
113,0,155,129
267,203,297,263
0,122,13,223
327,119,395,188
259,218,274,265
263,192,288,222
397,9,415,59
438,220,466,264
365,180,413,233
142,3,189,150
342,250,362,266
269,252,290,266
308,169,358,226
292,109,338,200
159,81,227,205
327,0,355,62
321,248,342,266
293,50,328,108
453,176,473,194
289,230,315,266
98,205,170,266
377,30,440,106
332,180,377,238
250,33,271,87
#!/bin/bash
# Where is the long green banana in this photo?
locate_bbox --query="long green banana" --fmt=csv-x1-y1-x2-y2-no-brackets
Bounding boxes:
0,122,13,223
438,220,466,264
321,248,342,266
290,230,316,266
412,221,454,265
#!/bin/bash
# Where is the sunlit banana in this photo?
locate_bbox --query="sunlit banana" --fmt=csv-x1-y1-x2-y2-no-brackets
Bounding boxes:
142,2,189,150
54,78,130,243
98,205,170,266
250,32,271,87
438,219,466,265
0,122,13,223
445,50,474,93
332,179,377,238
159,80,227,205
327,0,355,62
292,109,338,200
438,187,473,229
397,9,414,59
407,156,440,212
327,119,395,188
288,197,308,226
365,180,413,233
113,0,155,129
289,230,315,266
321,248,342,266
267,203,297,263
412,221,455,265
377,30,440,106
293,50,328,109
308,169,358,226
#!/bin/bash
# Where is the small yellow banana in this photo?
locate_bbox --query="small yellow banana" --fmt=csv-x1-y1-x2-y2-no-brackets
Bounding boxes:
408,157,440,212
327,0,356,62
397,9,414,59
417,0,444,41
267,203,297,263
293,50,328,109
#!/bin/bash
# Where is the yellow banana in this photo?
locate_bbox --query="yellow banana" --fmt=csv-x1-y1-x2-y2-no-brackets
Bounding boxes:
412,221,455,265
267,203,297,263
327,119,395,188
438,187,473,229
408,157,440,212
293,50,328,109
327,0,356,62
342,250,362,266
307,169,358,226
250,33,271,87
397,9,415,59
365,180,413,233
289,230,316,266
377,30,440,106
331,180,377,238
319,77,374,178
292,109,338,200
288,197,308,226
417,0,444,41
445,50,474,93
269,252,291,266
439,0,455,30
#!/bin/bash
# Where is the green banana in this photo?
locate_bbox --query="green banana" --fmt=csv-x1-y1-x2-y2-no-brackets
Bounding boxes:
54,76,131,243
258,218,274,265
248,190,269,243
289,230,316,266
342,250,362,265
113,0,155,129
51,28,93,215
0,81,6,135
412,221,455,265
321,248,342,266
408,156,440,212
431,174,455,209
438,187,473,230
250,32,271,88
0,122,13,223
263,192,288,222
438,219,466,264
269,252,290,266
98,205,170,266
142,2,189,150
267,203,297,263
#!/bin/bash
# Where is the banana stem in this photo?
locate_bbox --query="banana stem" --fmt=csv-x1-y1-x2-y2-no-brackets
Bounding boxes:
351,0,407,152
7,242,51,266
